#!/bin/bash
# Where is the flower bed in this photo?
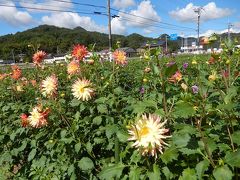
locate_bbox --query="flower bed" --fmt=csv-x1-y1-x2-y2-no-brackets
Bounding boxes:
0,43,239,179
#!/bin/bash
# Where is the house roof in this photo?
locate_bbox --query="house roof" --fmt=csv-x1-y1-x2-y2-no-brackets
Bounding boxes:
141,40,166,48
116,47,136,53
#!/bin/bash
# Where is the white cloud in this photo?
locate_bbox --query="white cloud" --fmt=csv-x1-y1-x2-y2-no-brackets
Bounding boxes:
111,18,127,35
0,1,33,26
234,22,240,28
19,0,73,13
41,12,107,33
188,28,240,38
113,0,135,9
170,2,232,22
121,0,160,28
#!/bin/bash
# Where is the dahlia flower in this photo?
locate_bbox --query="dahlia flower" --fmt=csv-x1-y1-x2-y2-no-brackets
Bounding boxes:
128,114,171,158
32,51,46,65
72,44,88,61
181,83,188,91
20,114,29,127
192,85,199,94
11,65,21,80
67,60,80,75
0,73,8,80
169,71,182,83
28,106,50,128
208,71,217,81
113,50,127,65
72,78,94,101
41,74,58,97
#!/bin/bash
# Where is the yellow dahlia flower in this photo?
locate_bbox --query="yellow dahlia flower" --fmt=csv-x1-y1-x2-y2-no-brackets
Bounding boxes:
28,106,50,128
41,74,58,97
128,114,171,157
208,71,217,81
72,78,94,101
181,83,188,91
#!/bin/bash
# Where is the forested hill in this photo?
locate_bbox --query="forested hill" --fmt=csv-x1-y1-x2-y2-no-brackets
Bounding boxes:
0,25,154,60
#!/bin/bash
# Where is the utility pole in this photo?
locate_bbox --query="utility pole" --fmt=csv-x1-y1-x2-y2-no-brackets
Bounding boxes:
228,22,233,43
165,35,168,53
194,7,203,51
107,0,112,60
11,49,15,63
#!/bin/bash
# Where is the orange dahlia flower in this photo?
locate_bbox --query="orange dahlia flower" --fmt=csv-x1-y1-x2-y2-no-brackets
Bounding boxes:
168,71,182,83
32,51,46,65
113,50,127,65
67,60,80,75
11,65,21,80
20,113,29,127
0,73,8,80
72,44,88,61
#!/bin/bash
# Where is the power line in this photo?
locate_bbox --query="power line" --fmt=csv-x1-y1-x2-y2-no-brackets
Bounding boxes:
0,4,107,16
3,0,196,33
2,0,81,11
111,8,196,31
118,17,195,32
38,0,196,31
51,0,106,9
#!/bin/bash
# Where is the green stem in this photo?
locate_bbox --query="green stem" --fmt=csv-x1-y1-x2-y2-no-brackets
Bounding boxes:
227,124,235,151
197,118,216,168
115,135,120,163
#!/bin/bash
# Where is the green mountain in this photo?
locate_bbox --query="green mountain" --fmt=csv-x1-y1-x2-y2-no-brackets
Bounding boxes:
0,25,154,61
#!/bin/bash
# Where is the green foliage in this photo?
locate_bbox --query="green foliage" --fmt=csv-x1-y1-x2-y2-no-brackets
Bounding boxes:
0,40,239,179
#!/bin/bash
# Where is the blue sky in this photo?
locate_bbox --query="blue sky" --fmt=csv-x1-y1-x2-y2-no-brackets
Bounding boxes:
0,0,239,37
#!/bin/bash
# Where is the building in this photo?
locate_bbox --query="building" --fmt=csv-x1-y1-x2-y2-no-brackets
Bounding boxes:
141,40,166,49
116,47,137,57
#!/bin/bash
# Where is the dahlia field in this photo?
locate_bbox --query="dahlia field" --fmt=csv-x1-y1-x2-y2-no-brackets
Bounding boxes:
0,43,240,179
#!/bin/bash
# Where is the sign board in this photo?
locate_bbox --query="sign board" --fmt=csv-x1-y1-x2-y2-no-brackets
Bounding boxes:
170,34,178,40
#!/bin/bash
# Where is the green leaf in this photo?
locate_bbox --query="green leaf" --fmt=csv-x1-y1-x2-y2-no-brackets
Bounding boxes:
224,86,237,104
70,99,80,107
195,160,209,179
179,168,197,180
162,167,174,179
165,63,178,77
97,104,108,114
225,150,240,168
28,149,37,161
129,167,141,180
68,164,75,176
95,97,108,103
172,132,190,148
93,116,102,125
75,111,80,121
232,131,240,146
78,157,94,171
147,164,160,180
152,65,160,75
61,129,67,138
132,103,146,114
173,101,196,118
75,142,81,153
213,165,233,180
98,164,125,180
117,130,128,143
113,87,123,95
160,147,178,164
